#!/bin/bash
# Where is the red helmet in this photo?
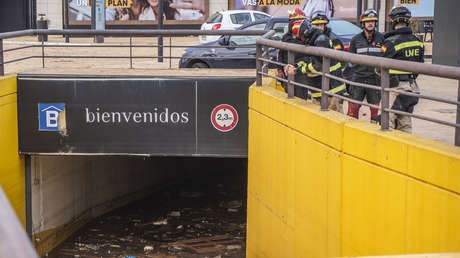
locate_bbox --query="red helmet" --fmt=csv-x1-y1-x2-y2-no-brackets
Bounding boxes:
291,20,303,37
288,8,306,21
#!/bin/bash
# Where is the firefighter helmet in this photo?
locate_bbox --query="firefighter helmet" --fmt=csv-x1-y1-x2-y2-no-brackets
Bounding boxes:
290,19,303,37
311,11,329,24
389,5,411,28
360,9,378,24
295,19,316,41
288,8,306,21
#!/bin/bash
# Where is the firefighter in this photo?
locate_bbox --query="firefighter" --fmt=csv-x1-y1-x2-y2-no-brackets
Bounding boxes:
381,5,424,133
347,9,385,123
310,11,344,51
277,8,309,99
284,19,346,111
310,10,349,111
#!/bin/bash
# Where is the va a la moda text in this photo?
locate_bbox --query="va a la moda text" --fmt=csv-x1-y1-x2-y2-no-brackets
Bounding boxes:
85,107,190,124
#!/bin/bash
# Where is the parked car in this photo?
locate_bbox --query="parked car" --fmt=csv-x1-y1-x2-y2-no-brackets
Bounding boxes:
199,10,272,43
181,18,288,69
326,18,363,50
180,18,362,69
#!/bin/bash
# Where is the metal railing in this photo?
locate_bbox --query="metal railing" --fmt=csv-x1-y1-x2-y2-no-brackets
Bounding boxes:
0,29,268,74
255,32,460,146
1,29,459,146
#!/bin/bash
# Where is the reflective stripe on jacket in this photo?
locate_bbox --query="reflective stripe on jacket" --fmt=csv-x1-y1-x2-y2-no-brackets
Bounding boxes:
349,30,385,80
382,27,424,87
295,30,346,97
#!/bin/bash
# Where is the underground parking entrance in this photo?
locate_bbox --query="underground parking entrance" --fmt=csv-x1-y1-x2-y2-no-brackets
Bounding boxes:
16,71,256,257
43,156,248,258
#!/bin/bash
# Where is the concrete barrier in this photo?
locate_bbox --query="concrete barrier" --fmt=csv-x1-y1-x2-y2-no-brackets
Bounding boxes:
247,79,460,257
0,74,25,227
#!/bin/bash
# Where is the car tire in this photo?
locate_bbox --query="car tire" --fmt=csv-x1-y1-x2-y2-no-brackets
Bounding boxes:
190,62,209,68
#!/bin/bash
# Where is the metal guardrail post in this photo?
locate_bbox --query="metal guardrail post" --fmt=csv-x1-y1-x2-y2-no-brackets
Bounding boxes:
321,57,330,110
380,68,390,130
256,44,262,86
0,39,4,76
287,51,294,98
456,80,460,146
169,37,172,69
41,39,45,68
129,36,133,69
158,37,163,63
157,0,163,63
262,45,269,74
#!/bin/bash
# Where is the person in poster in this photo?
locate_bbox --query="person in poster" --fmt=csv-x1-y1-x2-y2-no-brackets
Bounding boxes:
68,0,204,21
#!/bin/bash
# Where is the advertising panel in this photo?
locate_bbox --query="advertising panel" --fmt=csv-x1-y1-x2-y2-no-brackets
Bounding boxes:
394,0,434,17
18,76,253,157
232,0,357,19
68,0,209,25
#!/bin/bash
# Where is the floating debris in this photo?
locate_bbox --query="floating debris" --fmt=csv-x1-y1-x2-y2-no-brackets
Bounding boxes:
169,211,181,217
226,244,242,250
153,219,168,225
143,245,154,252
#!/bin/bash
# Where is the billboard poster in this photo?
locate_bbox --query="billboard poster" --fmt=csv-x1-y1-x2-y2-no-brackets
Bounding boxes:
394,0,434,17
232,0,357,19
68,0,208,25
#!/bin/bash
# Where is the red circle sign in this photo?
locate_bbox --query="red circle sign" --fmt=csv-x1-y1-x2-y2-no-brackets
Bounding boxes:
210,104,239,132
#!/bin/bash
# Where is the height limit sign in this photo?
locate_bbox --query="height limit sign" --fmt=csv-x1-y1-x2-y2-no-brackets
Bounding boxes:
211,104,239,132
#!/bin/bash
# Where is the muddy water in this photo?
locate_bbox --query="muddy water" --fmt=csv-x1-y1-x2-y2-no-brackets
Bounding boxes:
48,158,247,258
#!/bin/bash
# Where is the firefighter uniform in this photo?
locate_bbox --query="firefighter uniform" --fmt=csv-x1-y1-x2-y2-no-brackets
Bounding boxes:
382,6,424,132
324,27,344,51
311,10,348,112
347,11,385,122
294,21,346,111
277,9,309,99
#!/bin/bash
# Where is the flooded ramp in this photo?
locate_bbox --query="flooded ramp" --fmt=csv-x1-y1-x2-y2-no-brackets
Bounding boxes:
17,74,254,157
47,159,247,258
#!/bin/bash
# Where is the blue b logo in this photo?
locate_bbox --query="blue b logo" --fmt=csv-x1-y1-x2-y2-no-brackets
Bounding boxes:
38,103,65,131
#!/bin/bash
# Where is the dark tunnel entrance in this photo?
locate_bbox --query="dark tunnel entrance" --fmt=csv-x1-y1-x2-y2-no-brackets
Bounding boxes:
36,157,248,258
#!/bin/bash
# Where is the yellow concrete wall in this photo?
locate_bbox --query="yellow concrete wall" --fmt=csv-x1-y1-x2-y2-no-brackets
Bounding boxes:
0,74,26,227
247,80,460,257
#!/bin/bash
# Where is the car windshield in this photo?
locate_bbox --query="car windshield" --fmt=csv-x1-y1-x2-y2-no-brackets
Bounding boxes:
254,13,271,21
230,13,252,25
272,22,289,40
327,20,362,36
229,23,266,45
206,13,222,23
